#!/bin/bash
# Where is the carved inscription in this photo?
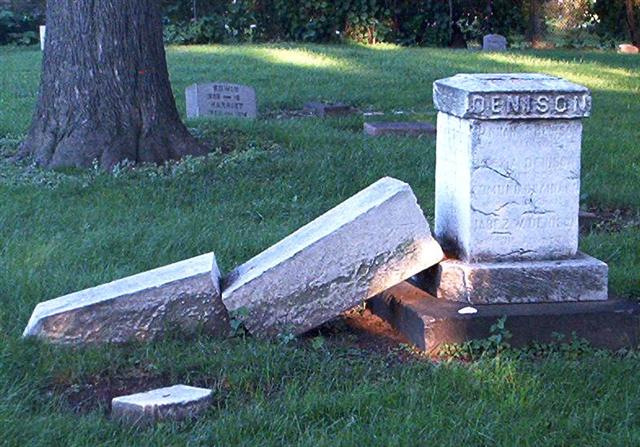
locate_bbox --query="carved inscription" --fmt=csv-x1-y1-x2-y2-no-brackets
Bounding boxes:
467,93,591,119
186,83,257,119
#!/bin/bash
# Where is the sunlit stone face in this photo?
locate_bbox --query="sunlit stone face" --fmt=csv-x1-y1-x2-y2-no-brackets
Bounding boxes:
433,73,588,262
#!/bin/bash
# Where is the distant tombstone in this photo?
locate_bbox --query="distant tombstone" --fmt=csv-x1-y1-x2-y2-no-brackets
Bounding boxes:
364,121,436,137
186,82,257,119
482,34,507,51
39,25,45,51
304,102,355,117
618,44,639,54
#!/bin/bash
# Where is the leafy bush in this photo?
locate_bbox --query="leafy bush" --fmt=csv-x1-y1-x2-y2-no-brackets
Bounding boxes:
0,9,41,45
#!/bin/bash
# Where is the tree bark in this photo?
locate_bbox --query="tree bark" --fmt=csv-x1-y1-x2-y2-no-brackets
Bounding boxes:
19,0,208,170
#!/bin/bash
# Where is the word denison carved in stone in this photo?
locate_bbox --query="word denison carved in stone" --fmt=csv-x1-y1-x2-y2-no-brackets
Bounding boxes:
467,93,590,117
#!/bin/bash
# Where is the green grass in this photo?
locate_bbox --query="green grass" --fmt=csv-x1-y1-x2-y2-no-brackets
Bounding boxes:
1,43,639,446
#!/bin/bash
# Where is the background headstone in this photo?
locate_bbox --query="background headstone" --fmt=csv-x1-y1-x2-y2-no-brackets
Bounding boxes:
482,34,507,51
186,82,257,119
364,121,436,137
39,25,45,51
618,44,639,54
304,102,355,117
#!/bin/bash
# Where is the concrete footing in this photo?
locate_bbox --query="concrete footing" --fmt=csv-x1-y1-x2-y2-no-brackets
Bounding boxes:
368,281,640,354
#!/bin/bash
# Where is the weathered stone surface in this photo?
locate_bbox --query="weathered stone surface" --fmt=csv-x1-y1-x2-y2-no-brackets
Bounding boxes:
430,72,608,305
23,253,229,344
618,43,639,54
435,111,582,261
482,34,507,51
222,177,444,337
304,101,355,117
186,82,257,119
39,25,45,51
363,121,436,137
369,281,640,353
112,385,212,425
419,252,608,304
433,73,591,120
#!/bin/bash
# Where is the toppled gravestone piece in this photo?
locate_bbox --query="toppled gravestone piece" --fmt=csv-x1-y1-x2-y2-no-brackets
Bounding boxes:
222,177,444,337
23,253,228,344
112,385,212,425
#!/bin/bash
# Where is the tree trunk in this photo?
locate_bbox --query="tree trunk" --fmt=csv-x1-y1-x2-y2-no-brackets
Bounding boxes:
626,0,640,46
19,0,208,170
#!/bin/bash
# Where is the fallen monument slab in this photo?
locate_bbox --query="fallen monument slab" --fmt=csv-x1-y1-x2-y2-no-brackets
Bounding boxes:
112,385,212,425
23,253,228,344
364,121,436,137
222,177,444,337
369,282,640,354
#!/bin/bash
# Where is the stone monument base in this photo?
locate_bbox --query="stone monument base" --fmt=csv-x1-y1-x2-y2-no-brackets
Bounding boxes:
417,252,608,305
368,281,640,354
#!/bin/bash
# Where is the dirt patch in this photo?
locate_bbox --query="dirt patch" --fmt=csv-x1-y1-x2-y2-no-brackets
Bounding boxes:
51,310,420,414
580,207,640,234
50,372,171,415
303,308,421,362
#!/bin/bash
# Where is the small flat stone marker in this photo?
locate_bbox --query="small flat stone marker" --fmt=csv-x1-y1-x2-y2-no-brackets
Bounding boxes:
222,177,444,337
364,121,436,137
304,101,355,117
618,44,639,54
428,73,606,304
112,385,212,425
482,34,507,51
23,253,229,344
186,82,257,119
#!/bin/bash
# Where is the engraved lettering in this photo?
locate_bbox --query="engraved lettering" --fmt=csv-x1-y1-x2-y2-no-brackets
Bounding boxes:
470,95,485,114
535,95,550,113
555,95,567,113
506,95,520,114
491,96,504,114
575,94,590,113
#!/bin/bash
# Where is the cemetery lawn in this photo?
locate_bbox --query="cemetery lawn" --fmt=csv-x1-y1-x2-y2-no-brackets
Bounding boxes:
1,43,639,446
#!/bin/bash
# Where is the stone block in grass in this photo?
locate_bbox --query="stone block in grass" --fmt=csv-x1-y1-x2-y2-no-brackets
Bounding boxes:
112,385,212,425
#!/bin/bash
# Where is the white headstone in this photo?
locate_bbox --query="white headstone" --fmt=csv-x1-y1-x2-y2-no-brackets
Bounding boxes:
186,82,257,119
433,73,591,262
39,25,46,51
222,177,444,337
427,73,607,304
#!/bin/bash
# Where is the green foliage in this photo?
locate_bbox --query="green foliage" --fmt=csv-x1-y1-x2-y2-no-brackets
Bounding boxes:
0,9,41,46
